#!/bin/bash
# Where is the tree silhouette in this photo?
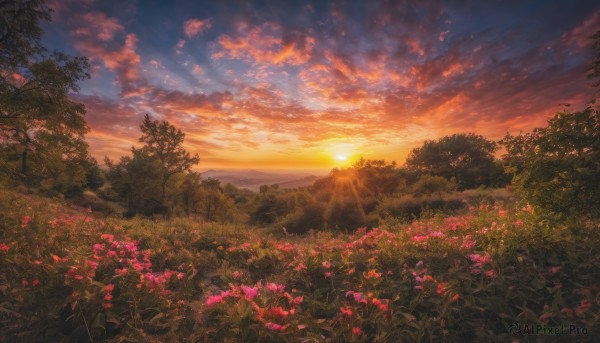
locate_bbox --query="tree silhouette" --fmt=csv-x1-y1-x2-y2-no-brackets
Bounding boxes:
405,133,500,190
138,114,199,203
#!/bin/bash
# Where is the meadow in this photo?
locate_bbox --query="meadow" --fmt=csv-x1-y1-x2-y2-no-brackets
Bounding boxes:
1,188,598,342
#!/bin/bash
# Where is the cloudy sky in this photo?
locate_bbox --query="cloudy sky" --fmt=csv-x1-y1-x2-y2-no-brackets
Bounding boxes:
43,0,600,171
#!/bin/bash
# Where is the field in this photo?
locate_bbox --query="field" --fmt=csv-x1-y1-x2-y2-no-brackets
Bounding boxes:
1,188,598,342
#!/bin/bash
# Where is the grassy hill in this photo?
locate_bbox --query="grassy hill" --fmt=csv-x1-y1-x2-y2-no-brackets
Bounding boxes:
1,188,599,342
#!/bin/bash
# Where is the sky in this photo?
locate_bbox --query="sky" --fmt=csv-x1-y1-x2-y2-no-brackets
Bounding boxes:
42,0,600,171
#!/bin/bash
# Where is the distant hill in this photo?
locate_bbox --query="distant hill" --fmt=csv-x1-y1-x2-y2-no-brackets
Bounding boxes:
199,169,325,191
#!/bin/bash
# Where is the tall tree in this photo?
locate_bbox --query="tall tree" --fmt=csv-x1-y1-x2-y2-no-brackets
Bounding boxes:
138,114,199,202
405,133,501,190
501,107,600,219
0,0,90,180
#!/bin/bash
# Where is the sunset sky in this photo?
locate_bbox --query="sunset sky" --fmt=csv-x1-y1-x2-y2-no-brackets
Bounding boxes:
43,0,600,171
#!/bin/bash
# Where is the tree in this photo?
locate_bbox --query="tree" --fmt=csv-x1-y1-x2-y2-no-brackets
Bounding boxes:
0,0,90,180
501,106,600,219
405,133,502,190
353,159,402,196
105,115,200,216
138,114,199,202
29,130,92,196
105,148,163,216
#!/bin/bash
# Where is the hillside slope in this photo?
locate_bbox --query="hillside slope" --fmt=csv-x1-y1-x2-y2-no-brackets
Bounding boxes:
0,189,598,342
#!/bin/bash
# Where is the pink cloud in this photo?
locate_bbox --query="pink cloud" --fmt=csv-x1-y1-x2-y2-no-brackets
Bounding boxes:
562,10,600,47
70,12,146,97
80,12,124,41
184,18,212,38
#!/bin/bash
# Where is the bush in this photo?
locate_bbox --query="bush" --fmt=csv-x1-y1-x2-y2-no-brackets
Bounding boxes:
377,194,467,221
280,202,326,234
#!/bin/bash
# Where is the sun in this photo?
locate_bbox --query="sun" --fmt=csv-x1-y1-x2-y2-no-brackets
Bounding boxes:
335,155,348,161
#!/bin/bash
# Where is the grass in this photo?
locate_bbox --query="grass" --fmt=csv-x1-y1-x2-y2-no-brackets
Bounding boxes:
0,188,599,342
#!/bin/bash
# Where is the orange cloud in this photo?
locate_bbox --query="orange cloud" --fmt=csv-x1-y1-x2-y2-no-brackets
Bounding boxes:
212,22,314,66
184,18,212,38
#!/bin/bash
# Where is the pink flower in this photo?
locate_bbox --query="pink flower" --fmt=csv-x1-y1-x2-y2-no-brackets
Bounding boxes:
560,307,573,317
266,283,284,293
270,306,289,318
294,262,307,272
469,253,492,268
416,260,423,268
451,294,460,302
485,270,496,278
242,285,259,300
265,322,288,332
352,327,363,336
322,261,331,269
232,271,240,279
340,307,353,316
346,291,368,304
104,294,113,301
100,234,114,242
429,231,445,238
104,284,115,293
436,283,447,296
115,268,128,276
371,298,388,311
93,244,104,255
324,271,332,278
31,279,40,287
365,269,382,279
289,295,303,307
21,215,31,228
206,294,224,305
549,266,561,274
0,243,9,252
515,219,523,226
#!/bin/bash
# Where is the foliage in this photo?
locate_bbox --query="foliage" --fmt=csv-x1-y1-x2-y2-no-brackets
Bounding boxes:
1,188,599,342
105,148,163,216
412,174,457,198
0,0,93,191
376,194,467,221
181,175,240,222
501,106,600,219
405,134,503,190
